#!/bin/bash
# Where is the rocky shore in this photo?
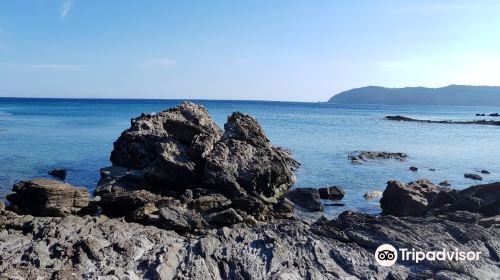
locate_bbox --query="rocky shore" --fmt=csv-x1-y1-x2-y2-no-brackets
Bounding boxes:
386,115,500,126
1,102,499,279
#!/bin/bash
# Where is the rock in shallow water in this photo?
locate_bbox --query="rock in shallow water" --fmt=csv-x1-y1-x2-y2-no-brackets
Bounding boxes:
465,173,483,180
6,179,89,216
380,179,500,217
318,186,345,200
348,150,408,164
287,188,323,211
48,168,67,179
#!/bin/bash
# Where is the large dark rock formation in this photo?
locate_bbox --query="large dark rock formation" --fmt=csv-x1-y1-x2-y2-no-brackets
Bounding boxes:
97,102,299,229
110,102,223,191
380,180,500,217
6,179,89,217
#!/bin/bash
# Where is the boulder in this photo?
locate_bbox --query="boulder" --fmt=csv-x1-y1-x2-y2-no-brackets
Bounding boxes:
363,191,382,200
202,112,299,200
409,166,418,171
110,101,223,192
94,166,147,196
439,180,451,187
318,186,345,200
381,180,500,217
489,113,500,117
188,194,231,213
207,208,243,226
0,200,5,211
287,188,323,211
452,182,500,216
6,179,89,216
158,206,207,233
479,170,490,174
380,180,442,216
97,189,174,218
465,173,482,180
48,169,67,179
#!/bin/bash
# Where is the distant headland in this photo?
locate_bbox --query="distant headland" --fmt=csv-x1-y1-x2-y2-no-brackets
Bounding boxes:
328,85,500,106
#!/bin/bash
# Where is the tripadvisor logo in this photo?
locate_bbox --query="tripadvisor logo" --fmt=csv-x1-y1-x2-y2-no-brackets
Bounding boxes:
374,244,482,267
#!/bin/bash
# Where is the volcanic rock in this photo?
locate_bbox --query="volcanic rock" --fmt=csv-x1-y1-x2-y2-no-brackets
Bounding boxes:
48,169,67,179
287,188,323,211
465,173,483,180
318,186,345,200
6,179,88,216
348,151,407,164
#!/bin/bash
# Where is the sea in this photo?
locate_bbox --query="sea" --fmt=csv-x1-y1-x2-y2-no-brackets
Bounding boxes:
1,98,499,217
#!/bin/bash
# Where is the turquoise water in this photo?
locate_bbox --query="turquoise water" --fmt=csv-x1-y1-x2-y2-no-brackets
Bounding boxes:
1,98,499,216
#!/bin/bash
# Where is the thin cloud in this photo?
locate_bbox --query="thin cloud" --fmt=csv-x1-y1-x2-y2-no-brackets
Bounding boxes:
141,58,177,68
60,0,74,19
0,62,84,70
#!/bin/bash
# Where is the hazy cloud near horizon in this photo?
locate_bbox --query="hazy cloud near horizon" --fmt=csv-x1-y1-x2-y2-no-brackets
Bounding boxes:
0,0,499,101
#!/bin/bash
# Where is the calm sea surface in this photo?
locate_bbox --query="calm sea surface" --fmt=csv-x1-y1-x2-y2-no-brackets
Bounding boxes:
1,98,499,216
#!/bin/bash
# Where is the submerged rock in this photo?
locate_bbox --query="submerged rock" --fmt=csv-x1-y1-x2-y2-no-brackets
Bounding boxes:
6,179,89,216
409,166,418,171
465,173,483,180
363,191,383,200
386,115,500,126
479,169,490,174
438,180,451,187
348,150,407,163
318,186,345,200
287,188,323,211
48,169,67,179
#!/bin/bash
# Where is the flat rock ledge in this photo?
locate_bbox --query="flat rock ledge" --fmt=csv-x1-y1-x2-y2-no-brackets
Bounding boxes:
386,115,500,126
1,208,499,280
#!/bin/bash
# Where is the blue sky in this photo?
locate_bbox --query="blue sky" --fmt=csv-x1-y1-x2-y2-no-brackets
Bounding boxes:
1,1,499,101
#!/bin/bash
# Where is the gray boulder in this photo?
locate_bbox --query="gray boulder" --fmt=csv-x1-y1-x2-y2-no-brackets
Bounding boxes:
110,101,223,192
287,188,323,211
6,179,89,216
158,206,207,233
203,112,299,200
380,179,442,216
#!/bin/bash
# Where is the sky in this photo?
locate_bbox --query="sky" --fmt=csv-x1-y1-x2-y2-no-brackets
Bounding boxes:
1,1,500,101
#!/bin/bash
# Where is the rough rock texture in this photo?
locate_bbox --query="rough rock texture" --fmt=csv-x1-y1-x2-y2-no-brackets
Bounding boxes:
48,169,67,180
287,188,323,211
348,150,408,164
110,101,223,192
6,179,89,217
318,186,345,200
465,173,483,180
380,179,443,216
381,180,500,217
1,209,499,279
386,115,500,126
363,191,382,200
100,103,299,226
203,112,299,200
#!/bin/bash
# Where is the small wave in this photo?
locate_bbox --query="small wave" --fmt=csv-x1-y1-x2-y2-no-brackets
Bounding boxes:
0,111,12,116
